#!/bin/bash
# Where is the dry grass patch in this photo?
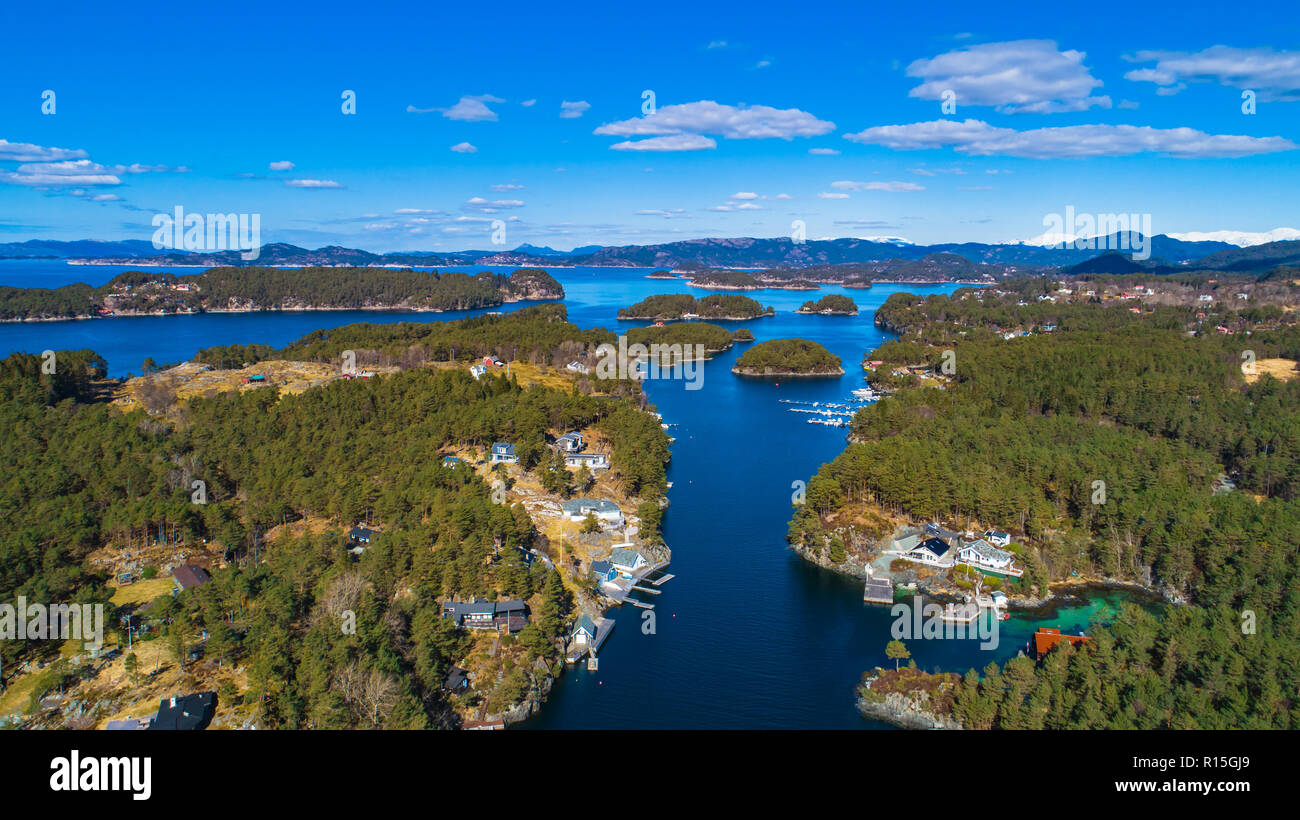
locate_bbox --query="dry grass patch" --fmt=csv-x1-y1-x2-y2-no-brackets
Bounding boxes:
1245,358,1298,384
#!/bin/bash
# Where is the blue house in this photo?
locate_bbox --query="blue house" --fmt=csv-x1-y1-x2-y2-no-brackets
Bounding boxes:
590,560,618,583
442,456,462,467
490,442,518,464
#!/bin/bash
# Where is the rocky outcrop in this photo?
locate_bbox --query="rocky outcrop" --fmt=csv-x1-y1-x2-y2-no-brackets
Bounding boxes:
856,671,963,730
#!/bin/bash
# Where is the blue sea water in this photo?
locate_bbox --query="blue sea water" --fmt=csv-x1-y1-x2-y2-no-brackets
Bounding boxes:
0,260,1141,728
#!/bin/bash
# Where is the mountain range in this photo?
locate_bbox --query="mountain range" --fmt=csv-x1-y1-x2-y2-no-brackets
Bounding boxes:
4,234,1298,275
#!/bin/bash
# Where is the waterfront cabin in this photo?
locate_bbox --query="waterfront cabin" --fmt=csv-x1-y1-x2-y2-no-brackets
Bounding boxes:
903,538,954,568
983,530,1011,547
1032,627,1091,660
565,452,609,470
957,539,1015,572
609,547,649,577
555,432,584,452
571,615,597,648
490,442,519,464
469,364,487,380
562,498,624,527
566,361,590,374
171,565,211,595
590,560,618,584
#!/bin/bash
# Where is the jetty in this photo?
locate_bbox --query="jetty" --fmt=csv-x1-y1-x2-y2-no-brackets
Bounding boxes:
863,576,894,604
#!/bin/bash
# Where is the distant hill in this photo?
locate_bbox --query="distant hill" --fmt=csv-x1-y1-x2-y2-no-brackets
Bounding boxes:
0,239,173,259
12,232,1276,273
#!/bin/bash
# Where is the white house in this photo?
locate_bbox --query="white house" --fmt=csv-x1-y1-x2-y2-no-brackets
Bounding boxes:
609,546,648,577
566,361,590,374
565,452,609,470
490,442,518,464
903,537,954,567
957,539,1016,572
555,432,584,452
562,498,623,527
469,364,487,380
983,530,1011,547
571,615,597,647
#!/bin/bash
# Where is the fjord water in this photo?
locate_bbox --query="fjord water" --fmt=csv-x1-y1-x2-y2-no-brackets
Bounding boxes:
0,261,1122,728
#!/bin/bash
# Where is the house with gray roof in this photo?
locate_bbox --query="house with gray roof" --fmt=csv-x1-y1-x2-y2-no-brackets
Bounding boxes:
562,498,623,526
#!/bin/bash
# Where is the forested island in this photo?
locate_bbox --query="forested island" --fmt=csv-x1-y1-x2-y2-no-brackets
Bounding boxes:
618,293,774,321
796,294,858,315
687,270,819,291
0,304,670,729
0,266,564,321
732,338,843,377
789,276,1300,728
624,322,735,358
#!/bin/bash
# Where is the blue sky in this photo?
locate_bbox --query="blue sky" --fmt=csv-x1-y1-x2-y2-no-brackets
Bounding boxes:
2,0,1299,251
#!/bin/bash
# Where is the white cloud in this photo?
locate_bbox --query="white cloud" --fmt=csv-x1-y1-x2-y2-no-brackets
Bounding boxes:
844,118,1297,158
907,40,1112,113
609,134,717,152
1124,47,1300,101
560,100,591,119
0,159,121,186
735,202,762,210
831,180,925,192
269,160,295,171
286,179,343,188
439,94,505,122
818,192,850,199
463,196,525,213
0,139,87,162
491,183,524,191
595,100,834,140
809,147,840,155
636,208,689,218
706,40,729,49
450,142,478,153
731,191,759,199
521,99,537,107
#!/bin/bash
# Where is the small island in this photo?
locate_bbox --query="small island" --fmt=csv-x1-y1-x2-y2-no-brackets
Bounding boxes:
686,270,819,291
796,294,859,315
618,293,774,321
645,269,679,280
624,321,735,359
731,338,844,377
843,277,874,289
732,327,755,343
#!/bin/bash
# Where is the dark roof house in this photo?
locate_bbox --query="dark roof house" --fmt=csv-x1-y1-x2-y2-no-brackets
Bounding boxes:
171,565,211,593
149,692,216,730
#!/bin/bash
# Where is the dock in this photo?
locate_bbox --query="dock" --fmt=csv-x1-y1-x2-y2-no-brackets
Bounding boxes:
630,585,661,595
863,576,894,605
649,573,675,586
628,600,655,609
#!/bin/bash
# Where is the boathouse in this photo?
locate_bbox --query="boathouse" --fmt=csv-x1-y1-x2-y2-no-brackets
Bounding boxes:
1032,627,1091,660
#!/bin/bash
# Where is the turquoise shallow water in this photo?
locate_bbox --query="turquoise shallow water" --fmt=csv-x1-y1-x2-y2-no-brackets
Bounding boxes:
0,260,1151,728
